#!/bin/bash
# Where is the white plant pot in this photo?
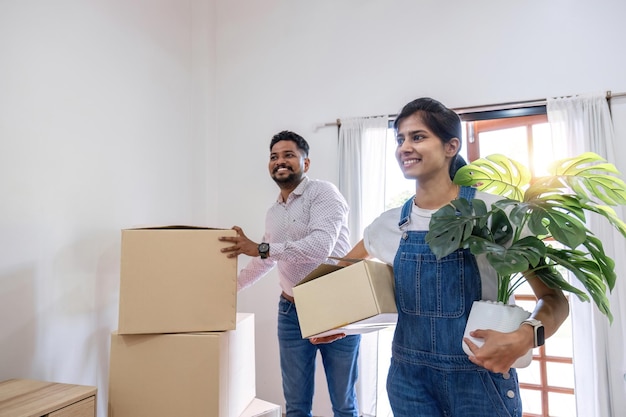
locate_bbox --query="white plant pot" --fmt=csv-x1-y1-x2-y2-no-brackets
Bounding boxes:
462,300,534,368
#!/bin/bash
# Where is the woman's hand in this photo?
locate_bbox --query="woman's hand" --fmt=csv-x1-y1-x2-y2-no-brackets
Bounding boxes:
464,327,534,374
309,333,346,345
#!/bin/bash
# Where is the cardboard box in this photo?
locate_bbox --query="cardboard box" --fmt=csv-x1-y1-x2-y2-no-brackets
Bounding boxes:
118,226,237,334
293,260,397,338
239,398,281,417
108,313,255,417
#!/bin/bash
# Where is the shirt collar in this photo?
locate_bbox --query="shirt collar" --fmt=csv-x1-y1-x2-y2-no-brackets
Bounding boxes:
276,176,309,203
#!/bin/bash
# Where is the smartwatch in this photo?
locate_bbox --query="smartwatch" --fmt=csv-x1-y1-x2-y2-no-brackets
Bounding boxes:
521,318,545,347
258,242,270,259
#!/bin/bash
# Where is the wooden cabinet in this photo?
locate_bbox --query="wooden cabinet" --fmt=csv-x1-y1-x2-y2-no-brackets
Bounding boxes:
0,379,96,417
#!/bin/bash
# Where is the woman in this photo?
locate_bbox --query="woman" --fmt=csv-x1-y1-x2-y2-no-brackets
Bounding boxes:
345,97,569,416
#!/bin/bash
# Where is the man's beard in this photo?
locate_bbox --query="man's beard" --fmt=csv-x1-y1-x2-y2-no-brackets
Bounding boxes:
272,170,303,188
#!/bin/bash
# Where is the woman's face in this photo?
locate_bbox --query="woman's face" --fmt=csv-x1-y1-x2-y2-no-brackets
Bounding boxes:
395,113,458,181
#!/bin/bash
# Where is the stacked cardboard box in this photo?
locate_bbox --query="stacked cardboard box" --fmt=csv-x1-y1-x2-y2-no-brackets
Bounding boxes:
108,226,280,417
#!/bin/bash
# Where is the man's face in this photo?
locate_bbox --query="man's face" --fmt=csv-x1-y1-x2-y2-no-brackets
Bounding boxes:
268,140,309,187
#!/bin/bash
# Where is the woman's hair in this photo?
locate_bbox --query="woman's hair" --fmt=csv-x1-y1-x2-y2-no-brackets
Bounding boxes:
393,97,467,179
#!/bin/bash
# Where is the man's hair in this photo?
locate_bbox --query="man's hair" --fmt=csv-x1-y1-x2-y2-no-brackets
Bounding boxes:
270,130,310,157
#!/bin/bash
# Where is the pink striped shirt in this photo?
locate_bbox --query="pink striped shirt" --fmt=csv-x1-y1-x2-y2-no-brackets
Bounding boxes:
238,176,351,296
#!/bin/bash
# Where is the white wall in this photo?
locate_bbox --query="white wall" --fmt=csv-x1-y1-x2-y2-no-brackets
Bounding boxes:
0,1,216,416
215,0,626,415
2,1,626,416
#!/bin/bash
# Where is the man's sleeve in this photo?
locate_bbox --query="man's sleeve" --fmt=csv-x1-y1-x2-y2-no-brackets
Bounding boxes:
237,255,276,291
269,185,348,264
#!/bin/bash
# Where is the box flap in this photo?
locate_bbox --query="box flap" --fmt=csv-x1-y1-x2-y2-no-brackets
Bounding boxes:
297,263,343,285
124,225,228,231
297,257,370,286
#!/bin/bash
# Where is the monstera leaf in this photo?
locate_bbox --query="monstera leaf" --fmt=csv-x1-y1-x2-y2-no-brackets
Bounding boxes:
453,154,531,201
544,247,613,321
580,202,626,239
466,235,546,276
528,152,626,204
426,198,486,259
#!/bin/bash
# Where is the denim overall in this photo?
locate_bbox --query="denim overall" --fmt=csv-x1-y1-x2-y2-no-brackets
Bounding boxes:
386,186,522,417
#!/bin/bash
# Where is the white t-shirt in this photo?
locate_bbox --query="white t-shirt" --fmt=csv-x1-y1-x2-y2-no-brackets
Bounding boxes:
363,190,505,302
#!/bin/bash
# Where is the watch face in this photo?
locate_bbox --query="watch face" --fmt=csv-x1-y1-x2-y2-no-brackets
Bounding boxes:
259,243,269,252
536,325,545,347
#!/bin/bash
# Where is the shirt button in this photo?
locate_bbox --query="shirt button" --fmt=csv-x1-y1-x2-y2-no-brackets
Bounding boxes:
502,372,510,380
507,390,515,399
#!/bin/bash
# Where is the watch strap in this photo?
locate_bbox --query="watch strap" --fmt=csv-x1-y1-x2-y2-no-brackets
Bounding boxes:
521,318,545,348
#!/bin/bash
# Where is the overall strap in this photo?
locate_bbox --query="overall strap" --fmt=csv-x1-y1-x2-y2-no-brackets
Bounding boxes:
397,187,476,229
398,196,415,229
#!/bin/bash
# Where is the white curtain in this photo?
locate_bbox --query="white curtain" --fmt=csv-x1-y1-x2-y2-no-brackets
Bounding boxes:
338,116,389,417
338,117,388,246
547,93,626,417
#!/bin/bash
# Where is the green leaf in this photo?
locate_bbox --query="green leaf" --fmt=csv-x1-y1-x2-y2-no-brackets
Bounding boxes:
532,259,589,300
469,236,546,276
548,152,626,206
545,247,613,322
496,199,533,230
523,198,589,248
489,208,514,245
426,200,478,259
580,202,626,240
536,194,587,222
582,235,616,291
539,209,587,248
453,154,530,201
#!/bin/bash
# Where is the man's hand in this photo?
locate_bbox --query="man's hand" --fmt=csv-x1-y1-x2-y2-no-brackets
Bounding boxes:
309,333,346,345
219,226,260,258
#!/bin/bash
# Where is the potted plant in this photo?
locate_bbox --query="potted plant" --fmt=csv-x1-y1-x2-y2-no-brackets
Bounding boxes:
425,152,626,366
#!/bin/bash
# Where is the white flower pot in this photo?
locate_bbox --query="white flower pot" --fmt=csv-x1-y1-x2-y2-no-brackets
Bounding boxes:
462,300,534,368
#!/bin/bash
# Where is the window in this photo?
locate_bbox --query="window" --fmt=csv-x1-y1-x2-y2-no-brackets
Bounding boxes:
382,110,576,417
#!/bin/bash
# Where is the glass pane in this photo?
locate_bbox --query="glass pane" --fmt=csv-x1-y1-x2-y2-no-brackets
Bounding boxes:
478,126,529,166
514,298,536,314
531,123,555,176
516,359,541,385
520,388,542,415
546,362,575,389
549,392,577,417
515,279,534,295
545,315,573,358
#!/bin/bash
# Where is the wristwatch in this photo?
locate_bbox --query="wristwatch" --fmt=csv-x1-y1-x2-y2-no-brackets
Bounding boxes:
258,242,270,259
521,318,545,348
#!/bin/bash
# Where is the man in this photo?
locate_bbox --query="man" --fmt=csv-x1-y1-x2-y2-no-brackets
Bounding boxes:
219,130,360,417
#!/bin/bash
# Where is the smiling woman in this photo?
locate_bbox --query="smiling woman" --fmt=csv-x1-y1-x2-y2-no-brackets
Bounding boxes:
342,96,623,417
348,99,572,415
338,97,563,417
